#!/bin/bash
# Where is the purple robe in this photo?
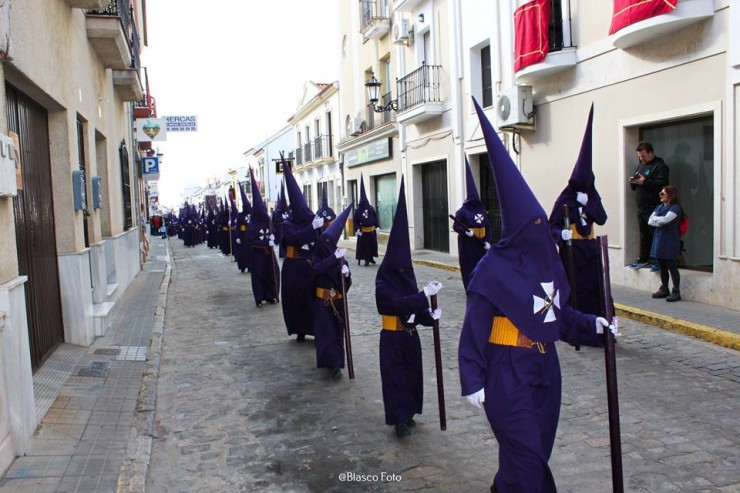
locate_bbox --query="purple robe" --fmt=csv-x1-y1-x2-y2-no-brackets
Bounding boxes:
280,220,318,336
453,200,491,291
248,220,279,305
236,211,252,272
311,249,351,369
354,205,379,263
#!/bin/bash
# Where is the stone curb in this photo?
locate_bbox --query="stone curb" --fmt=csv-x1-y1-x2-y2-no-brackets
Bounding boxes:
614,303,740,351
344,243,738,351
117,239,171,493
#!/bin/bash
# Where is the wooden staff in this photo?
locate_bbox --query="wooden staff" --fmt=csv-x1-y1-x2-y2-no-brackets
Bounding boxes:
563,204,580,351
339,258,355,379
596,235,624,493
430,293,447,430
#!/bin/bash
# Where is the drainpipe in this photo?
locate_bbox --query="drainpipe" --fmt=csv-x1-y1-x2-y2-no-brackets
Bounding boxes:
450,0,465,242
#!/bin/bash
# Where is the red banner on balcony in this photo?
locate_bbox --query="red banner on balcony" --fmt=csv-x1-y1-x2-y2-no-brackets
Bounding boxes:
609,0,678,35
514,0,551,72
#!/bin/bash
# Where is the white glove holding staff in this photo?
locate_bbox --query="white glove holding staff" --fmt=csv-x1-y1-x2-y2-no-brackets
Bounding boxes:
341,264,350,277
561,229,573,241
577,192,588,206
596,317,620,337
356,229,362,237
430,308,442,320
334,248,347,259
312,216,324,229
423,281,443,297
465,229,474,237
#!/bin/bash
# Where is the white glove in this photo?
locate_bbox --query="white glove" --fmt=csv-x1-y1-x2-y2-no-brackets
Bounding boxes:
341,264,350,277
561,229,573,241
465,229,474,237
269,234,275,241
465,388,485,409
312,216,324,229
268,240,275,247
430,308,441,320
576,192,588,206
235,238,241,244
356,229,362,237
423,281,443,297
483,241,491,251
596,317,620,337
334,248,347,259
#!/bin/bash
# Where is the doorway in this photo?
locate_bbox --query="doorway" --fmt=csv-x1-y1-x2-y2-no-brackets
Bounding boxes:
422,160,449,252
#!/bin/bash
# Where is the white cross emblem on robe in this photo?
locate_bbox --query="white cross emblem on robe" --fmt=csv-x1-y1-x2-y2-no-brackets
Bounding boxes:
532,281,560,323
258,228,268,241
474,213,484,224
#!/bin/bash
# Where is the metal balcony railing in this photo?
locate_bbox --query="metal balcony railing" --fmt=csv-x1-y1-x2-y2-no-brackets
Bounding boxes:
312,135,333,160
396,63,442,112
295,147,303,166
303,142,312,163
380,91,395,124
359,0,388,27
88,0,140,69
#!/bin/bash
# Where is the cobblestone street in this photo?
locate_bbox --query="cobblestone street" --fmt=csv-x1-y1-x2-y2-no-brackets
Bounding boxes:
146,240,739,493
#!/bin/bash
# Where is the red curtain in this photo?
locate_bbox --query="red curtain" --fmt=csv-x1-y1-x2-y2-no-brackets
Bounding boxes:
609,0,678,35
514,0,551,72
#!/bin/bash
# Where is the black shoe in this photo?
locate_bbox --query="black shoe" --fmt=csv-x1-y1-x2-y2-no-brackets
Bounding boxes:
357,259,361,265
407,418,416,427
666,290,681,302
256,302,263,308
652,286,669,299
394,423,410,438
370,259,376,264
296,334,306,343
331,367,342,379
364,261,370,266
270,298,278,304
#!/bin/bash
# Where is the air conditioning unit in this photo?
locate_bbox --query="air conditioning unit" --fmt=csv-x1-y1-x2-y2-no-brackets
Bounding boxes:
496,85,535,130
348,118,363,137
392,16,411,45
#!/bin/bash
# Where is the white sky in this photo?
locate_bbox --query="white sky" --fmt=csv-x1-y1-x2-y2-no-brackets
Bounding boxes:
141,0,340,208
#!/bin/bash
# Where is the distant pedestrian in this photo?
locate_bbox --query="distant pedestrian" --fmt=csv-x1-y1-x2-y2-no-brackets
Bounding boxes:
629,141,669,271
376,176,442,438
248,167,280,307
649,186,683,302
354,175,379,266
235,183,252,273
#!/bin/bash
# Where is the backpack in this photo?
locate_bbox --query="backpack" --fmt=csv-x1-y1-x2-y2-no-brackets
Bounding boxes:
679,212,688,238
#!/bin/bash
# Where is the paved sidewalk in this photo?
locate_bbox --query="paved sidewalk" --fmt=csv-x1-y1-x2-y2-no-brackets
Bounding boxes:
338,238,740,352
0,238,168,493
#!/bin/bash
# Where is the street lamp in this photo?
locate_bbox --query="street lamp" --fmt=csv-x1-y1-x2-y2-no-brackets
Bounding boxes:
365,72,398,113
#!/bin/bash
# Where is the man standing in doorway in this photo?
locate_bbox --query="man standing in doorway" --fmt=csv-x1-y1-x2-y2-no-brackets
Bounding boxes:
629,141,669,270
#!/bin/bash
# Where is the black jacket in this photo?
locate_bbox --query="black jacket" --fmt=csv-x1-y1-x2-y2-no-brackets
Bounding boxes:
631,156,669,213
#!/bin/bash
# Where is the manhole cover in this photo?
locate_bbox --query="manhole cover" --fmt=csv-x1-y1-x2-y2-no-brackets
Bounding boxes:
77,361,110,378
94,348,121,356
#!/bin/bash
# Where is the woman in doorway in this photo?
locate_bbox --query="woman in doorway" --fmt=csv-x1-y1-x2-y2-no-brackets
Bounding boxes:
649,185,683,302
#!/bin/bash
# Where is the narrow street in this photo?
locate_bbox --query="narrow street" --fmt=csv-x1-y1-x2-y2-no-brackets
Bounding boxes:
146,239,739,493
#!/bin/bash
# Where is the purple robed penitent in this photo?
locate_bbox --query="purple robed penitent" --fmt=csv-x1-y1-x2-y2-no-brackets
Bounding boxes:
280,156,318,337
354,175,379,264
311,205,353,369
458,99,604,492
271,179,288,259
375,177,434,426
548,105,607,316
236,183,253,273
248,168,279,305
454,157,492,290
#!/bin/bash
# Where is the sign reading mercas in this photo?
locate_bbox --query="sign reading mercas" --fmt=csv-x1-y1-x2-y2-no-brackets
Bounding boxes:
165,115,198,132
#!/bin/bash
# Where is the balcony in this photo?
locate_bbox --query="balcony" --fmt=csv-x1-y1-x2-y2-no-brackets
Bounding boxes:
133,93,156,119
311,135,334,164
610,0,714,50
85,0,133,70
66,0,108,8
396,63,444,126
360,0,390,41
112,68,142,101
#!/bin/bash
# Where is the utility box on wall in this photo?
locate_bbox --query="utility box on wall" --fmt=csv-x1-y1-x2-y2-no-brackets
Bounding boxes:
91,176,102,209
0,133,18,197
72,169,87,211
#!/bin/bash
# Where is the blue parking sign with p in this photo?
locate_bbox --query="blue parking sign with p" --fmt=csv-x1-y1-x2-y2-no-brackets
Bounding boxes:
143,157,159,175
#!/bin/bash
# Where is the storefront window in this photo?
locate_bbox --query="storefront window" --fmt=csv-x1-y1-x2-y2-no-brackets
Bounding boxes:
375,173,397,232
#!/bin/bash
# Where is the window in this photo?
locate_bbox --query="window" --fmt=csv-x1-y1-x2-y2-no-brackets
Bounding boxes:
374,173,397,231
303,184,312,210
119,141,132,230
481,45,493,108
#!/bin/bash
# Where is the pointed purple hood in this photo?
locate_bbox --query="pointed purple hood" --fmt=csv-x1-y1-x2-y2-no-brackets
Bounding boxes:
239,181,252,214
468,97,570,342
315,183,336,221
375,176,417,298
249,167,269,222
281,153,314,224
315,204,352,258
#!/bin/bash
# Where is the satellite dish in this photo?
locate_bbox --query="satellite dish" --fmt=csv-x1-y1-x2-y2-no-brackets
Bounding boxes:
497,94,511,121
